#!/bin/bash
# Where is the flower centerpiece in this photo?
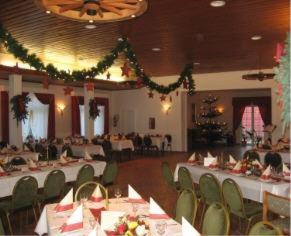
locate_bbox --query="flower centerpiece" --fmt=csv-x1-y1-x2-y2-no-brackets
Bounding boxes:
108,215,149,236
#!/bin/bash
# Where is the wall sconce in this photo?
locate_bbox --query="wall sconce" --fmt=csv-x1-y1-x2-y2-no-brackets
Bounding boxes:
57,103,66,116
217,106,224,113
162,102,172,115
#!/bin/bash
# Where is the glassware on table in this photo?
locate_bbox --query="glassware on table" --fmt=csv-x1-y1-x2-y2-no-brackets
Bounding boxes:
132,203,139,217
155,220,167,236
89,217,96,229
114,187,122,202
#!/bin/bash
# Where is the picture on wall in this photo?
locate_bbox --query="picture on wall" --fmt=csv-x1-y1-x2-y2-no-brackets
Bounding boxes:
149,117,155,129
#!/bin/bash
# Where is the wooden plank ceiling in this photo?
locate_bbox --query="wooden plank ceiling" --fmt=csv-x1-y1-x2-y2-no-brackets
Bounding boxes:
0,0,290,77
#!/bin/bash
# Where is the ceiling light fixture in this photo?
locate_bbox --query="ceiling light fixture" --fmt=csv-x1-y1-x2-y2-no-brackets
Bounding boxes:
85,24,96,29
210,1,226,7
131,14,136,18
89,20,94,23
45,10,51,14
152,48,161,52
193,62,200,65
251,35,262,40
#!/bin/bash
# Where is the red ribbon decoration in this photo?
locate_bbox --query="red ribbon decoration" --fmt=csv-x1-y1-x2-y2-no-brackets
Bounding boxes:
149,214,170,219
60,222,83,233
55,203,74,212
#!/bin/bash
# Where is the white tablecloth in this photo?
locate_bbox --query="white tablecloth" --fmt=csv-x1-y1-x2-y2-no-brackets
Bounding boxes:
258,151,290,164
0,151,39,163
56,144,105,157
111,140,134,151
151,137,164,150
0,160,106,198
174,163,290,203
35,198,184,236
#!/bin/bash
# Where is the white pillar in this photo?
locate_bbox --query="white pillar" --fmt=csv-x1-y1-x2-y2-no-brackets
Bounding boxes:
9,74,23,148
84,84,94,141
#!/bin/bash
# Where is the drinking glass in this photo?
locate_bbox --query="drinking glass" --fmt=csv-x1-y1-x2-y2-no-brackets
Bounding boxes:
114,187,122,203
155,220,167,235
89,217,96,229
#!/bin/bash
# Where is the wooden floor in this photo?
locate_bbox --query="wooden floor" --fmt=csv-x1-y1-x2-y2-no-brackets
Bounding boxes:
8,145,251,235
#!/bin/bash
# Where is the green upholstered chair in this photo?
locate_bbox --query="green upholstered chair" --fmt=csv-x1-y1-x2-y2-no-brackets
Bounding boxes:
202,202,230,236
174,189,198,225
199,173,223,226
0,217,5,235
243,150,260,161
48,144,58,160
263,191,290,235
74,181,109,209
222,178,262,234
0,176,38,234
249,221,283,236
37,170,66,209
178,167,193,191
62,144,74,157
101,162,118,186
75,164,95,191
161,162,179,190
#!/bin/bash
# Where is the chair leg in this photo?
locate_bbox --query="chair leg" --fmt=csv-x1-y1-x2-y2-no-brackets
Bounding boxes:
199,203,206,229
32,207,38,223
245,219,251,235
6,213,13,235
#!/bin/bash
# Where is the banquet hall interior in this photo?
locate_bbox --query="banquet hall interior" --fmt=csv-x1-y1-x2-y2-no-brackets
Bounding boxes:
0,0,290,235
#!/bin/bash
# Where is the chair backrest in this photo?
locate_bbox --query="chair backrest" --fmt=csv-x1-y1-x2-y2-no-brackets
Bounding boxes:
11,156,27,165
202,202,230,236
199,173,223,205
222,178,245,216
178,167,193,191
43,170,66,200
264,152,282,170
12,176,38,209
75,164,95,190
263,191,291,220
143,136,152,146
102,140,112,152
249,221,283,236
243,150,260,161
75,181,109,209
0,216,5,235
48,144,58,160
175,189,198,225
165,134,172,143
161,162,174,187
34,143,45,154
62,145,73,157
23,143,34,152
102,162,118,186
133,136,143,147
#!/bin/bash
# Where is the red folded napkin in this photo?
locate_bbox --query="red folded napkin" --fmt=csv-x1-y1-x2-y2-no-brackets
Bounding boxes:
85,160,93,163
60,163,70,166
29,167,41,171
260,175,271,180
149,213,170,219
0,172,9,177
105,231,118,236
231,169,242,174
69,160,78,163
90,196,103,203
127,198,147,204
89,207,105,220
60,222,83,233
209,164,218,169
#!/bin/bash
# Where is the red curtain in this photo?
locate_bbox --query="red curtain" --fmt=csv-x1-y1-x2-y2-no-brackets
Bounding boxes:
95,97,109,134
1,91,9,142
71,96,84,136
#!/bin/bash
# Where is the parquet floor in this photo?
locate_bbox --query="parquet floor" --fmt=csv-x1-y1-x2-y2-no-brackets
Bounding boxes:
5,145,251,235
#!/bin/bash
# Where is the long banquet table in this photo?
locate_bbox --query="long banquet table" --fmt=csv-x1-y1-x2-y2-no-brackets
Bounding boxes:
35,198,184,236
56,144,105,157
257,150,290,164
174,163,290,203
0,151,39,163
110,140,134,151
0,160,106,198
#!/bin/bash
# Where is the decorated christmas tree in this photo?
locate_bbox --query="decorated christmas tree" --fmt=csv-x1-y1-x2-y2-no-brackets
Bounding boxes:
195,95,227,143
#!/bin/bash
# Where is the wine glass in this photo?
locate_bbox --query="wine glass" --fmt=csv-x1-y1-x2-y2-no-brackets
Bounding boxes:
114,187,122,203
132,203,139,217
155,220,167,236
89,217,96,229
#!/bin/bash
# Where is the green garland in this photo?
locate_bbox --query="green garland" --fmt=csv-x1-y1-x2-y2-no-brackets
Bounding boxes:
10,95,31,125
89,99,100,120
0,23,195,95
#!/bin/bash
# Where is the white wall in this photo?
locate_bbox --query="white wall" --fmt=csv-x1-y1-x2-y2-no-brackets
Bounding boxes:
0,79,111,139
110,69,288,151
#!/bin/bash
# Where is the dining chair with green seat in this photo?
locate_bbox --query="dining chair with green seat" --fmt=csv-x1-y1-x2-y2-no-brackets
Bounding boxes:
74,181,109,209
222,178,262,234
249,221,283,236
178,167,194,191
263,191,290,235
37,170,66,211
201,202,230,236
0,176,38,235
101,161,118,186
199,173,223,226
74,164,95,192
174,189,198,226
161,162,179,190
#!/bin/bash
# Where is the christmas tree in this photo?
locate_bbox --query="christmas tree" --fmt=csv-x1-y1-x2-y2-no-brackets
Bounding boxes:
195,95,227,143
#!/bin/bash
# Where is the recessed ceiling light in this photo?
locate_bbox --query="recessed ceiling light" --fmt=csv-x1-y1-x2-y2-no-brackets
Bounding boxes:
193,62,200,65
210,1,226,7
131,14,136,18
89,20,94,23
85,24,96,29
45,10,51,14
152,48,161,52
118,37,123,41
251,35,262,40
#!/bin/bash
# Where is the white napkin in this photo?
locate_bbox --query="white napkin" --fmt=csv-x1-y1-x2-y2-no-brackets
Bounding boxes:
188,153,196,162
24,145,30,151
229,155,237,164
210,157,218,166
283,163,290,176
91,185,103,202
0,166,6,173
233,161,242,171
204,157,216,167
101,211,125,231
149,198,168,219
252,159,263,169
84,151,92,161
207,152,214,158
60,205,83,233
128,185,144,203
88,225,106,236
62,150,67,157
55,189,73,212
182,217,200,236
28,159,37,169
261,165,271,178
59,155,68,164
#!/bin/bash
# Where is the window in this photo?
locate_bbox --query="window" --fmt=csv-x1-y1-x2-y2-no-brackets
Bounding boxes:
79,105,105,136
22,93,49,141
241,105,264,143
